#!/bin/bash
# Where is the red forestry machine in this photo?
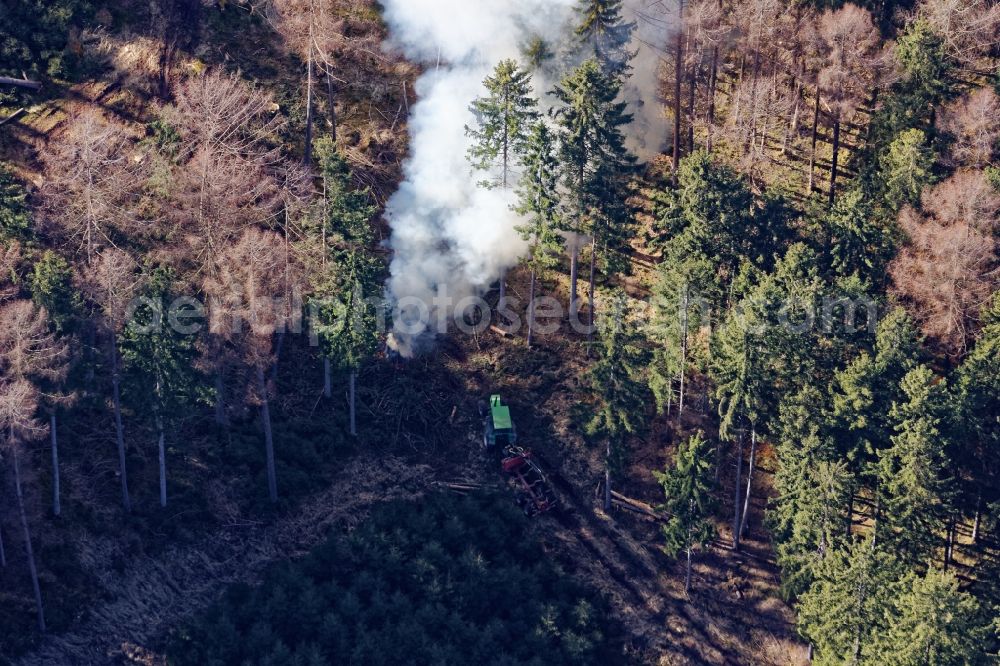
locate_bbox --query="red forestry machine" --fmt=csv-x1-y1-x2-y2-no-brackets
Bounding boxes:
479,395,557,517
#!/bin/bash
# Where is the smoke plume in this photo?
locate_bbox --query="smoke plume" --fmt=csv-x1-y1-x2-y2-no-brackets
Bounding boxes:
381,0,670,356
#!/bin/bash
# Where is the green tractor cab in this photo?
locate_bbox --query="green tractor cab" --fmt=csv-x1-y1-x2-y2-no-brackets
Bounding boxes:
482,394,517,451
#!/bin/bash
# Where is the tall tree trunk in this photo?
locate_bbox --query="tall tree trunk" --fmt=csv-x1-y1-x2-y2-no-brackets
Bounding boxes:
672,0,684,185
604,439,612,512
739,426,757,538
685,542,693,594
323,357,332,399
782,60,805,155
13,446,46,632
828,112,841,205
972,490,982,543
50,412,60,517
499,268,506,305
214,369,226,427
733,430,744,551
527,268,537,348
326,70,337,142
569,243,579,314
679,285,688,415
349,370,357,437
303,50,314,165
257,366,278,503
706,46,719,153
587,238,596,353
807,91,820,195
944,517,955,570
110,333,131,514
687,55,698,154
846,489,854,538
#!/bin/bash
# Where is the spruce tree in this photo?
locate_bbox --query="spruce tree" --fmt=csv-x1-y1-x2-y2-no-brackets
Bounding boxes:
121,267,204,508
872,569,992,665
831,307,922,482
952,292,1000,543
465,59,539,190
769,384,849,599
710,298,768,550
880,129,936,211
648,252,718,416
513,121,564,348
651,152,762,286
584,289,647,511
29,251,80,334
310,142,380,436
574,0,636,79
825,186,898,285
654,431,717,593
877,366,954,565
797,536,902,665
551,58,636,321
0,164,30,239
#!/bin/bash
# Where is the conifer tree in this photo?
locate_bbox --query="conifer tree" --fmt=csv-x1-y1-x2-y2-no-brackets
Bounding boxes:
831,307,922,478
466,59,539,190
654,431,716,593
513,122,564,348
652,152,757,285
574,0,636,79
29,251,79,335
952,292,1000,542
877,365,954,565
770,384,850,599
310,143,380,436
648,253,718,416
797,536,901,665
551,59,636,320
121,267,204,508
584,289,647,511
880,128,936,211
0,164,30,240
710,301,768,550
871,569,992,665
825,187,899,285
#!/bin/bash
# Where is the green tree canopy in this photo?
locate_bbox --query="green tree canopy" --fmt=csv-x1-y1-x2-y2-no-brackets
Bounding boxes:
654,431,717,593
574,0,635,78
871,569,992,666
465,59,539,189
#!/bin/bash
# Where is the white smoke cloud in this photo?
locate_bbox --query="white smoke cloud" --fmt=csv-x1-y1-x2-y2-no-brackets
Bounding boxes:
381,0,670,356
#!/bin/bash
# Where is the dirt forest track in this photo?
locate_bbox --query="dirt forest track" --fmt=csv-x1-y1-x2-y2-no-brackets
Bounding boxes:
13,455,434,666
530,451,801,665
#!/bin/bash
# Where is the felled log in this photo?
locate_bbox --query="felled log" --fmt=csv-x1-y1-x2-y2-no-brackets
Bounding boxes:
489,324,512,338
611,491,669,521
0,108,26,127
0,76,42,91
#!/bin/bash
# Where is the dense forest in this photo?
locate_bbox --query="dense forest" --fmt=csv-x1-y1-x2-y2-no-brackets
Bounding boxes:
1,0,999,663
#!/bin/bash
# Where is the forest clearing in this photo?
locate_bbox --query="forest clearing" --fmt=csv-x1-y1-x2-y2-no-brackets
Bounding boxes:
1,0,999,664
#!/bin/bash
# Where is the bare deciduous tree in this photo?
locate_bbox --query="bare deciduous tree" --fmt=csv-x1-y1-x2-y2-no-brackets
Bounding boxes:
79,250,143,513
264,0,345,162
891,170,1000,356
815,4,884,204
204,227,298,502
920,0,1000,68
39,110,146,264
939,87,1000,168
0,300,68,633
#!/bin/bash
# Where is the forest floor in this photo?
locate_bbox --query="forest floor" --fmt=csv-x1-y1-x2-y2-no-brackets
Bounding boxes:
3,3,807,664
